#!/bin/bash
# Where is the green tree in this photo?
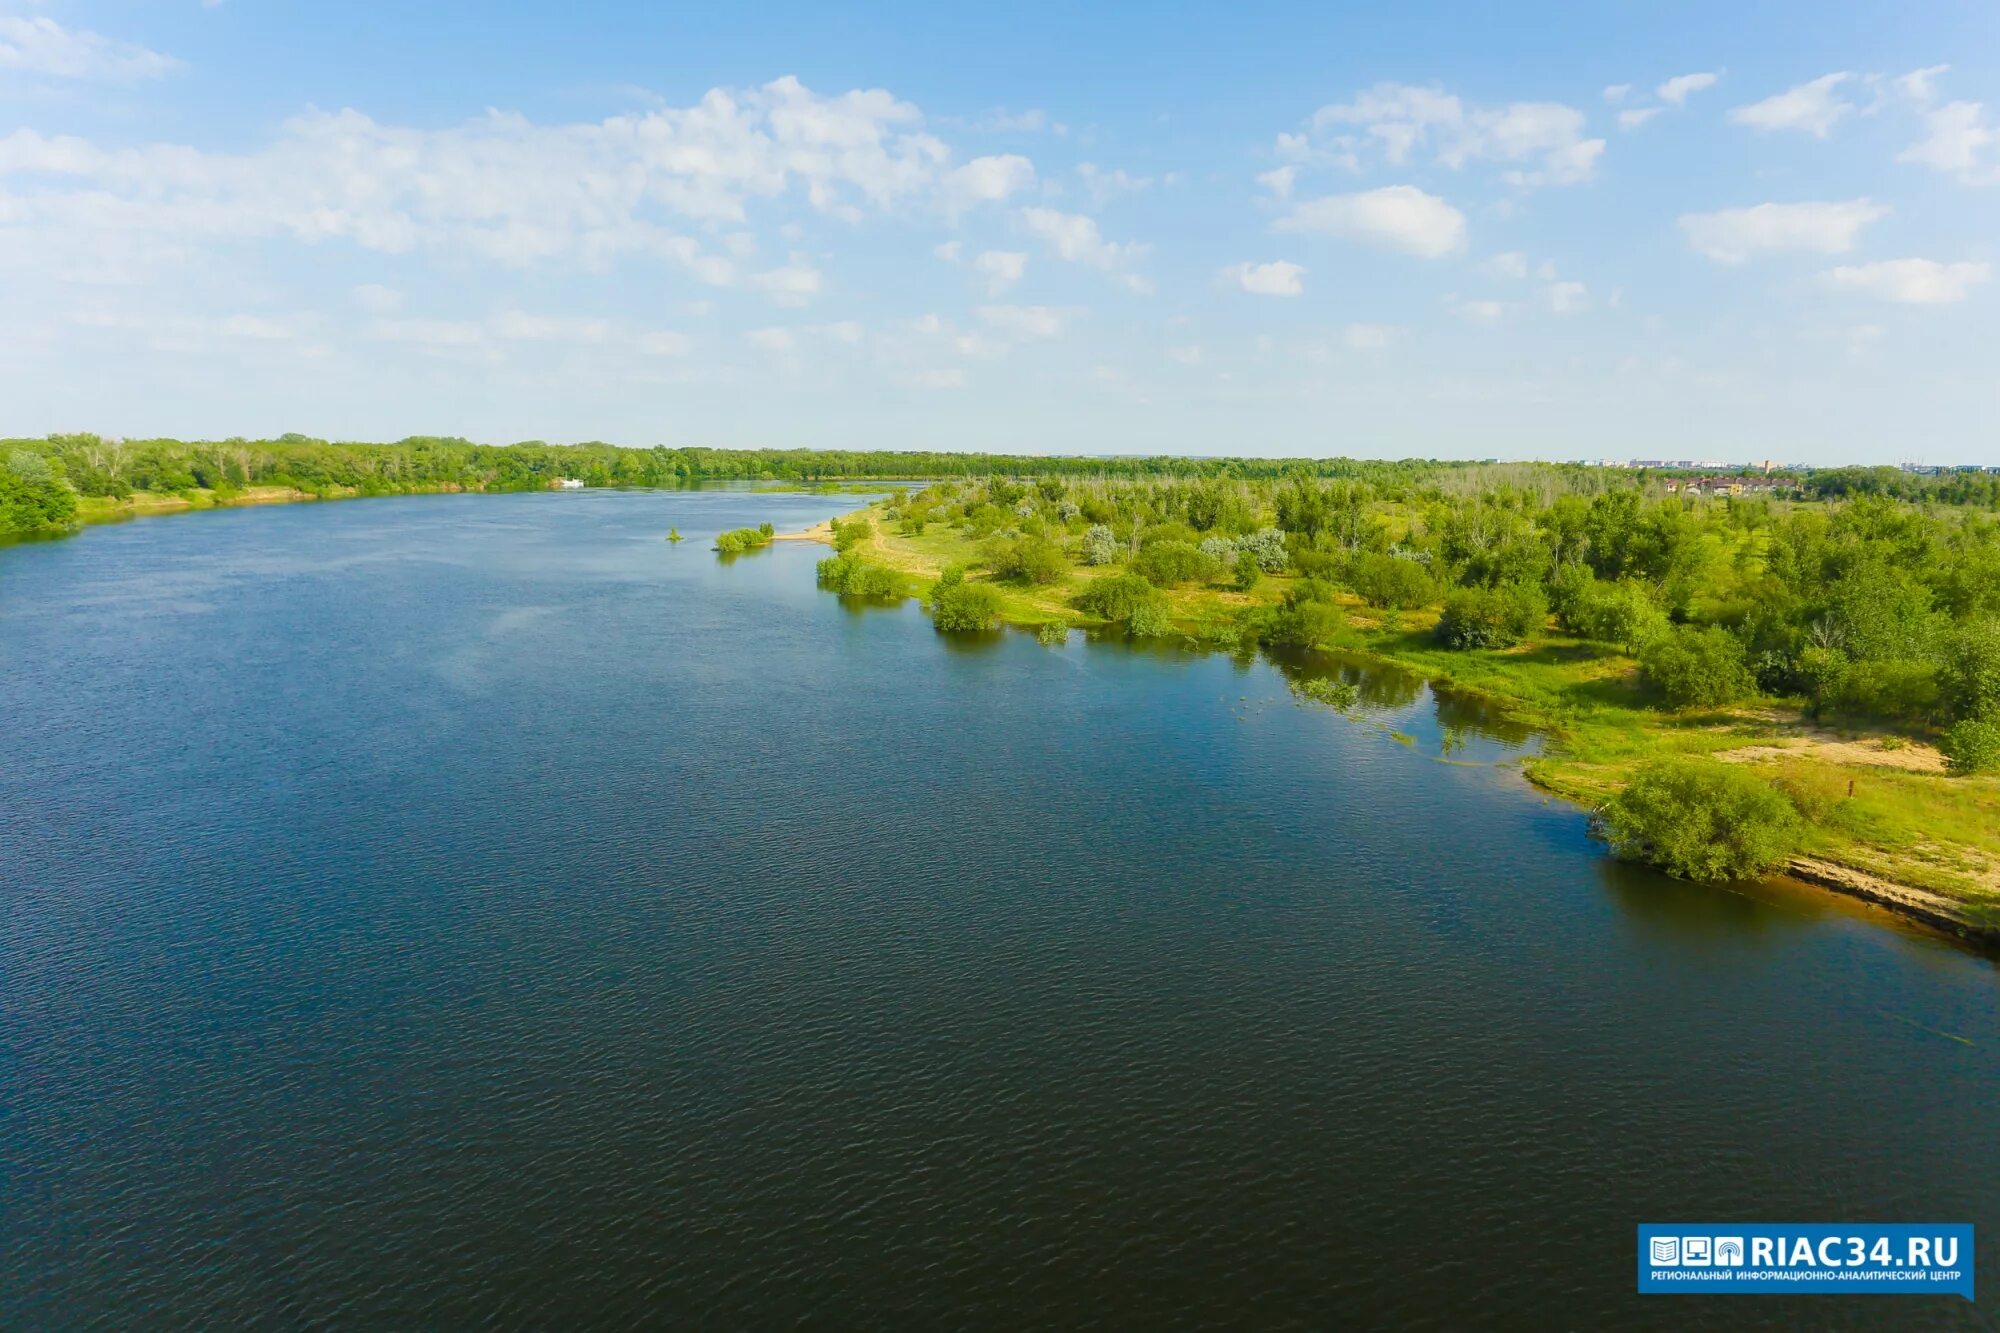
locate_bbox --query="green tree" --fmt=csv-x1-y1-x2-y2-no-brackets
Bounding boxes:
1598,758,1803,882
929,568,1000,631
1638,625,1755,709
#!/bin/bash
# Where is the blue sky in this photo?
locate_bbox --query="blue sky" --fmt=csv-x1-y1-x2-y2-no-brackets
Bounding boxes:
2,1,1996,463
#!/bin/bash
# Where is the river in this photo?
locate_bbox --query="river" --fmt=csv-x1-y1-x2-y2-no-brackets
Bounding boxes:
2,489,1993,1328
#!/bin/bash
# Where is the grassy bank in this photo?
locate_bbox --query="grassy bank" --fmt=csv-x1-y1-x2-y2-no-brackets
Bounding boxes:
802,500,2000,942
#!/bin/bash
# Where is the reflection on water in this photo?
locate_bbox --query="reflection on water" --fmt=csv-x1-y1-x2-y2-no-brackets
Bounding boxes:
1267,645,1543,762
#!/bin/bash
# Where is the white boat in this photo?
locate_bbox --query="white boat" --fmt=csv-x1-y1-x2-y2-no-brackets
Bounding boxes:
553,478,586,490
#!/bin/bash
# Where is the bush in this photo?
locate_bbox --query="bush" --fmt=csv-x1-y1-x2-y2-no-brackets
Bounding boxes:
714,527,772,554
0,449,80,537
1938,618,2000,723
816,552,899,597
1073,572,1162,623
1080,524,1120,566
1597,758,1803,882
1128,600,1175,638
1233,550,1262,591
1238,527,1290,573
929,569,1001,632
1572,581,1668,651
1262,583,1346,649
1638,625,1755,709
1132,540,1221,587
984,533,1069,585
1346,551,1436,609
1435,581,1547,650
830,516,871,552
1198,536,1238,565
1942,719,2000,776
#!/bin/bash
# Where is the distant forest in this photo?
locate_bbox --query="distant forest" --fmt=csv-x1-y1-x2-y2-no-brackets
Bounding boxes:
2,431,1997,541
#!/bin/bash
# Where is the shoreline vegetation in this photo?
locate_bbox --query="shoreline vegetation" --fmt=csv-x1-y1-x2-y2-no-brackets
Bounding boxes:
7,433,1998,945
778,479,2000,948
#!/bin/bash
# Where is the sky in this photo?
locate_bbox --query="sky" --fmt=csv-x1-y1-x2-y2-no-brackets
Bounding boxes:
2,1,1996,464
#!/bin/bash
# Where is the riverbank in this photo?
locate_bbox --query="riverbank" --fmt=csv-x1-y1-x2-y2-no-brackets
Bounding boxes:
73,483,468,526
786,504,2000,947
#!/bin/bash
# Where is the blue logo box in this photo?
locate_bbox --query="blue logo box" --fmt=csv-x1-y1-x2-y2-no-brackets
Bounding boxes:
1638,1224,1973,1300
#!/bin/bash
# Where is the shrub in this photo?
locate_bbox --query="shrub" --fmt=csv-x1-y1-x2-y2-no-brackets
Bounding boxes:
1238,527,1290,573
1036,621,1069,647
1573,581,1668,651
758,521,775,537
1346,551,1436,609
1938,618,2000,723
1233,550,1262,591
1597,758,1803,882
1942,719,2000,776
1081,524,1120,566
930,570,1001,632
1198,535,1238,565
1435,581,1547,650
830,516,871,552
714,527,772,554
1293,676,1360,709
1132,540,1221,587
1128,600,1175,638
1638,625,1755,709
1263,597,1345,650
984,533,1069,585
816,553,899,597
1073,572,1161,623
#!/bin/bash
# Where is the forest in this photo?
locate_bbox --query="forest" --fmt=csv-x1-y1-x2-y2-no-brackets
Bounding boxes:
13,430,1996,540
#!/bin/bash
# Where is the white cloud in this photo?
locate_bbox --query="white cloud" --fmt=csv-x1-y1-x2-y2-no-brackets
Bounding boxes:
1657,72,1720,106
943,154,1036,207
1256,165,1296,197
1822,258,1990,304
746,327,796,351
975,304,1073,340
1342,323,1398,349
1479,251,1529,279
1275,185,1466,258
749,259,823,306
636,330,692,356
1018,207,1148,289
1892,65,1950,104
1449,298,1507,325
1077,163,1154,206
0,76,1032,288
0,16,178,81
1618,108,1663,131
907,367,967,389
1224,260,1306,296
1543,280,1590,314
1602,84,1632,104
1729,73,1853,137
972,249,1027,296
1899,101,1997,183
351,283,403,314
932,240,963,263
491,310,611,342
1165,344,1202,366
1294,83,1604,186
1679,199,1888,263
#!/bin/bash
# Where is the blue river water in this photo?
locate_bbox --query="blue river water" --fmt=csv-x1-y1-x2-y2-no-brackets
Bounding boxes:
2,489,1994,1328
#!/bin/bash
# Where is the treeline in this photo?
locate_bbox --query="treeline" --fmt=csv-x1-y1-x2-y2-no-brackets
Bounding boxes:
0,431,1835,541
885,473,2000,773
